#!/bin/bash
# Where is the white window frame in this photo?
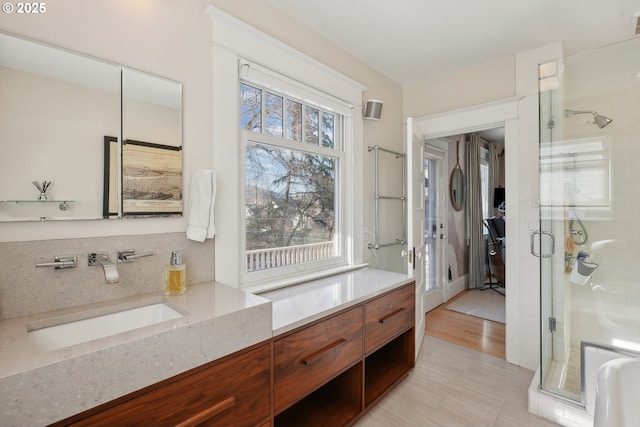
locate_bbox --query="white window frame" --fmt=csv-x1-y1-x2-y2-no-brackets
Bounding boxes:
239,65,353,288
209,7,366,292
241,129,347,285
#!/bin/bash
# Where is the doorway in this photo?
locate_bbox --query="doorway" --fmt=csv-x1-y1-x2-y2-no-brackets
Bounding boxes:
422,131,506,313
410,101,518,362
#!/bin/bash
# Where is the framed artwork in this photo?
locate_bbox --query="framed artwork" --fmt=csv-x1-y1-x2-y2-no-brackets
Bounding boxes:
122,139,183,216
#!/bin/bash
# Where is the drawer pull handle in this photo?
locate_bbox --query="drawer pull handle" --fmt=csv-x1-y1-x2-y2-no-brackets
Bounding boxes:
378,307,406,324
175,395,237,427
302,338,347,366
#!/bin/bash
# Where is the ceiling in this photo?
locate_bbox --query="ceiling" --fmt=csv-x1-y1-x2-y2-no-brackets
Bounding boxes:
266,0,640,86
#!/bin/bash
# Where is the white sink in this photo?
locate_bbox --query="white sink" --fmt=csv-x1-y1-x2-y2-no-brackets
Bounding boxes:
28,302,184,352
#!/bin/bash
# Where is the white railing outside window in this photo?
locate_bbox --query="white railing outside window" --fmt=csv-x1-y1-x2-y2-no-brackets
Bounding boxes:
246,241,334,272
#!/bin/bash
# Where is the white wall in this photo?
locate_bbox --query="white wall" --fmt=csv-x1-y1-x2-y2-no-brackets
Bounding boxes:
403,57,516,118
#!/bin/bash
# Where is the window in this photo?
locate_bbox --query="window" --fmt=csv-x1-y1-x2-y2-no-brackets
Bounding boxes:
211,14,364,290
539,137,611,208
240,82,344,277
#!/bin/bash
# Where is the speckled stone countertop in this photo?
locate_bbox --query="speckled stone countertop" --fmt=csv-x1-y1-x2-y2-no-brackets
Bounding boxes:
260,268,413,336
0,268,412,426
0,281,272,426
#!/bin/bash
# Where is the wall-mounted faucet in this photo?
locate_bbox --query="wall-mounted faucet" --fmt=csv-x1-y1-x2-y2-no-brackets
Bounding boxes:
88,252,119,284
117,249,154,263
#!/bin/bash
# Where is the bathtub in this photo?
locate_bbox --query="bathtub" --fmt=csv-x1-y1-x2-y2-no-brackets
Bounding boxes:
594,357,640,427
591,284,640,340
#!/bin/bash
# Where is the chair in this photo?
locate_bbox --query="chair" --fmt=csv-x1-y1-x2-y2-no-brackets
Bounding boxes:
482,217,505,295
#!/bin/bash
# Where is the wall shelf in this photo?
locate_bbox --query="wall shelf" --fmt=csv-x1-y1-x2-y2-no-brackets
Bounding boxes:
1,200,74,203
0,200,74,211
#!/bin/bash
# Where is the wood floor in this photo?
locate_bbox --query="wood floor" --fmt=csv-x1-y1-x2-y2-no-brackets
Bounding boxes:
425,290,506,359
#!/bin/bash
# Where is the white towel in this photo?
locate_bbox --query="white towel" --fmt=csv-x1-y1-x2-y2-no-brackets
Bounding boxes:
186,169,216,242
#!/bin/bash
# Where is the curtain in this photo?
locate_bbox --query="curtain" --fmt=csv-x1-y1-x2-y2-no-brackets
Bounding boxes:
488,142,500,213
467,133,485,289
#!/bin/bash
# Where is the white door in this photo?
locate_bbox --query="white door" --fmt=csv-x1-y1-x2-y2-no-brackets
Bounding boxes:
422,144,447,312
406,117,426,355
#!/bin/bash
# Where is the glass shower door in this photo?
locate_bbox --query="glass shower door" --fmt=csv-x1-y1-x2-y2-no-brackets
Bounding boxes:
538,71,578,400
538,36,640,406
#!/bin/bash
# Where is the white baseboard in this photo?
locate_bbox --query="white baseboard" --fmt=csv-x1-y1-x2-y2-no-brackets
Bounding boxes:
447,274,467,301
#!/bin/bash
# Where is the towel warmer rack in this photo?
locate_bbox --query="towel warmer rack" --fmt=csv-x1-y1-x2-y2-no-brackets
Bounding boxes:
368,145,406,249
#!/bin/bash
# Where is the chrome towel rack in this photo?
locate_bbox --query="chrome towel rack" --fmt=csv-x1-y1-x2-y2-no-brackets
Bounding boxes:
368,145,406,249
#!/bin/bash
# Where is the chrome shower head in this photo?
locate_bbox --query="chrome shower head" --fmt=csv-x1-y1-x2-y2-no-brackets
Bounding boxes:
564,109,613,129
593,113,613,129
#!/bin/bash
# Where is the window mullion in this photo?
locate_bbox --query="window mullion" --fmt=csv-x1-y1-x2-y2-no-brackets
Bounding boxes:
261,90,266,133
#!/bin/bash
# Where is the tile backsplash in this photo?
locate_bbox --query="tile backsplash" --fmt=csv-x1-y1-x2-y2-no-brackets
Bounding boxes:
0,232,214,320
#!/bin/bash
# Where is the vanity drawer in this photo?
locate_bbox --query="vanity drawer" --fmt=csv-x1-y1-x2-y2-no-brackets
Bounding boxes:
65,343,271,427
273,306,363,413
364,284,415,355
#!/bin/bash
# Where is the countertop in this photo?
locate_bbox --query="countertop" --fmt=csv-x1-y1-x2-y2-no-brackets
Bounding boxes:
260,267,413,335
0,281,272,426
0,267,411,426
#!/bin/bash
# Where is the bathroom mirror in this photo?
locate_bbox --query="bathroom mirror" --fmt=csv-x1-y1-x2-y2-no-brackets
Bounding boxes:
450,141,465,211
119,68,183,217
0,32,183,221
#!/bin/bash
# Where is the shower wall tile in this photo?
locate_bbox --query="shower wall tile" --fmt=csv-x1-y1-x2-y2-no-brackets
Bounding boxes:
0,232,214,320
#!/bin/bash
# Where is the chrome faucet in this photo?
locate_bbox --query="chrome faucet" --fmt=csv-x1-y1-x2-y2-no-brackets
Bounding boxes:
88,252,119,284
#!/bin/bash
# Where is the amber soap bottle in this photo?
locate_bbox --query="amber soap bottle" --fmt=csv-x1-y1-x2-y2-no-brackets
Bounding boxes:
165,251,186,295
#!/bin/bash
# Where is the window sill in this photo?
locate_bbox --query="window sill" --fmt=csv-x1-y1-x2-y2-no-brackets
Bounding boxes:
243,263,370,295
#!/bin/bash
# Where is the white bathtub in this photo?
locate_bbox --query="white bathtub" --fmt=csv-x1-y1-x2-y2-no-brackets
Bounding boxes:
592,284,640,341
594,357,640,427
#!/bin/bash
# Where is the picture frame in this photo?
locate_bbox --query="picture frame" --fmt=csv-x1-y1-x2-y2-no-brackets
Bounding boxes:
103,136,119,218
122,139,183,217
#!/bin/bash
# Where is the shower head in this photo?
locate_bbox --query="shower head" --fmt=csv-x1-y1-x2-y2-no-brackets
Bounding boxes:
564,109,613,129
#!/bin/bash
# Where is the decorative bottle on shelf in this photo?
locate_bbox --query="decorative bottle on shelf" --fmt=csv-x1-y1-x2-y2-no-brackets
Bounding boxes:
165,251,186,296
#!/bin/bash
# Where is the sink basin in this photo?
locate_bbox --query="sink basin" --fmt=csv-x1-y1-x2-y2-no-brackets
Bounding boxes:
28,302,184,352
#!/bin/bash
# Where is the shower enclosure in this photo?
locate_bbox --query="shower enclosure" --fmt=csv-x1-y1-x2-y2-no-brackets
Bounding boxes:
538,36,640,407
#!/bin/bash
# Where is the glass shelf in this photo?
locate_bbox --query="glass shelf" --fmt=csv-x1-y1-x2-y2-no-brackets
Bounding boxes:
0,200,74,211
1,200,74,203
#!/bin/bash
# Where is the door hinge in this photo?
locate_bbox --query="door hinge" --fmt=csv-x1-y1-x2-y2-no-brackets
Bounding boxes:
548,317,557,333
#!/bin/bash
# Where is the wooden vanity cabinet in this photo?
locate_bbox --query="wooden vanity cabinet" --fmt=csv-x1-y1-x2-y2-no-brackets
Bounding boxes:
363,283,415,407
53,343,271,427
52,282,415,427
364,284,415,355
273,306,363,414
273,282,415,427
273,306,364,426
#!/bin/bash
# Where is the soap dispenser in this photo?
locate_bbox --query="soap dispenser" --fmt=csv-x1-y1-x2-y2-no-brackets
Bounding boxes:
165,251,186,296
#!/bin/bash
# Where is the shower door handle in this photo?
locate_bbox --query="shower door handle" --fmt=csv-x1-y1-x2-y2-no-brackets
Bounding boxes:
530,230,555,258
